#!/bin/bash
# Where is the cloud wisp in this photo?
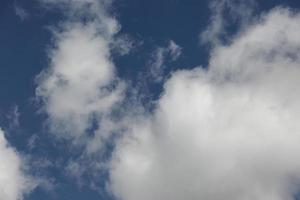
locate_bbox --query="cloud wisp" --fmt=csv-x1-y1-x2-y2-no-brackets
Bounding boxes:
14,3,30,21
149,40,182,82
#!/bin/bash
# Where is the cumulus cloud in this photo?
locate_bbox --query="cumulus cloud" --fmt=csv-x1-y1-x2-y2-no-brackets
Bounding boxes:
0,129,34,200
35,0,300,199
36,0,125,151
109,8,300,200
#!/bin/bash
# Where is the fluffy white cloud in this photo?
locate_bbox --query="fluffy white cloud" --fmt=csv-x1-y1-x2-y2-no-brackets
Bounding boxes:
36,23,124,138
36,0,125,150
109,8,300,200
0,129,34,200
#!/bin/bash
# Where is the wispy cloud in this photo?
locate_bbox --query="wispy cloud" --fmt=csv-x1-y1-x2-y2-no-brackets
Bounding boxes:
14,3,29,21
149,40,182,82
200,0,256,46
6,104,20,130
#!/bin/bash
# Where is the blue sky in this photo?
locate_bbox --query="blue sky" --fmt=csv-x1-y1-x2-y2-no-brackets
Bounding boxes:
1,0,300,200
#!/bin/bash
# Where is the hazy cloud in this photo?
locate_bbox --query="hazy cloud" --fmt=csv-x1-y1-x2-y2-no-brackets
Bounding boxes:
6,105,20,130
14,4,29,21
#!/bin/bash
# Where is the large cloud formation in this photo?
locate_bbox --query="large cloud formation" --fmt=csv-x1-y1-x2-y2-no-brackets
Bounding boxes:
109,8,300,200
35,0,300,199
0,129,33,200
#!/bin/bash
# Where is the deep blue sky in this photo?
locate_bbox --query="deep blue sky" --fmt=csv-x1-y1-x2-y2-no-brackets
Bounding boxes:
0,0,300,199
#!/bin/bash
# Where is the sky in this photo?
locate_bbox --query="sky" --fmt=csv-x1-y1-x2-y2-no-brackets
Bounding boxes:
1,0,300,200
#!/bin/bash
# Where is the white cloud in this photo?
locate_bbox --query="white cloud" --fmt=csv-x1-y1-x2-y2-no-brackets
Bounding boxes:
36,0,125,151
109,8,300,200
0,129,34,200
35,1,300,198
36,23,124,139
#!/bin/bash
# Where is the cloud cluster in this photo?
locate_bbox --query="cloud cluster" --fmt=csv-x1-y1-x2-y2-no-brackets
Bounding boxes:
0,129,34,200
35,0,300,199
109,8,300,200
